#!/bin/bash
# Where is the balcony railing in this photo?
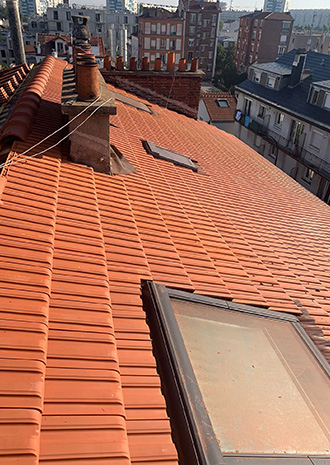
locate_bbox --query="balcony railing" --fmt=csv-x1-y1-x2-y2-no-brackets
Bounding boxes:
238,113,330,180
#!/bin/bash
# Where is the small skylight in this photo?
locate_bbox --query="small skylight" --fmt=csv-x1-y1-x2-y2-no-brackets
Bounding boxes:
143,140,198,172
217,99,229,108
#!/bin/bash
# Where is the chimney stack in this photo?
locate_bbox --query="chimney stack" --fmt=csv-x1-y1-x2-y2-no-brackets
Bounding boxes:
289,48,307,88
6,0,25,65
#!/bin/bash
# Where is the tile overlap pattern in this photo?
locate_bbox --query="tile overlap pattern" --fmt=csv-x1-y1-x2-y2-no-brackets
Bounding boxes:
1,56,330,464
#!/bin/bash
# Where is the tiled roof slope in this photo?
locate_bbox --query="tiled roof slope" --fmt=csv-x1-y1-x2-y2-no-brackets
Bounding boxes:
201,92,237,122
237,50,330,130
0,63,29,105
1,56,330,463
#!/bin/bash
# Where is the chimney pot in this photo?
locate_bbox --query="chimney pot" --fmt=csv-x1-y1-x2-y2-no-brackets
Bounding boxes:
154,57,161,71
178,58,186,72
116,56,124,70
142,57,150,71
77,61,100,101
191,58,198,72
130,57,137,71
167,52,175,72
104,55,111,70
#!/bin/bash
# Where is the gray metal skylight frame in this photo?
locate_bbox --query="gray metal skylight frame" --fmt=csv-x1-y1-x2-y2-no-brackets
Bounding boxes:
142,281,330,465
143,140,198,172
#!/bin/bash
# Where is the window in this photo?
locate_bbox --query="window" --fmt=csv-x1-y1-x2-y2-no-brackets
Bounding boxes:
1,50,5,57
303,167,315,183
212,14,216,26
282,20,291,30
57,41,64,53
151,23,156,34
217,99,229,108
170,40,175,50
189,26,195,35
208,51,212,60
266,76,276,88
66,11,71,20
31,21,37,28
171,25,176,35
143,283,330,465
244,98,252,116
177,24,182,35
161,24,166,34
187,51,193,61
257,104,265,118
144,37,150,49
56,22,61,31
53,10,58,20
188,39,194,48
190,13,196,24
145,22,150,34
124,16,128,24
160,39,166,49
275,112,284,126
95,13,101,22
143,141,198,171
278,45,286,56
254,71,261,83
310,130,323,150
97,24,102,33
151,39,156,49
324,93,330,110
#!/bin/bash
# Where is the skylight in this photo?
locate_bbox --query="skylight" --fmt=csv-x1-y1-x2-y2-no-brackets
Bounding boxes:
143,282,330,465
217,99,229,108
143,140,198,172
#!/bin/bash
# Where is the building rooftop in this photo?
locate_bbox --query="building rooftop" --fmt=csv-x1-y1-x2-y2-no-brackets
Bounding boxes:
200,91,237,121
1,55,330,463
252,61,292,75
240,10,294,20
237,49,330,130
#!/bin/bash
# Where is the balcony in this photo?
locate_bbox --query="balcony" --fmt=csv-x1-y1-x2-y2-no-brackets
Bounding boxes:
238,114,330,180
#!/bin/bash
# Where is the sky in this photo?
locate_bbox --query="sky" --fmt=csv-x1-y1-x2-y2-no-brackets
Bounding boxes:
73,0,330,11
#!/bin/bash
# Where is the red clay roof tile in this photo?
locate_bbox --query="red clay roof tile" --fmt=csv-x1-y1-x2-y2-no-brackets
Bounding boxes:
2,56,330,465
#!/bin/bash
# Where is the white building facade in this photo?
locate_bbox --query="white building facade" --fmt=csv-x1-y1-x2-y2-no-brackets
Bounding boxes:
235,51,330,204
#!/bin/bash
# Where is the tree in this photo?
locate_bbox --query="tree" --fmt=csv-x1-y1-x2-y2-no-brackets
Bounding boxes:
214,43,247,93
219,20,224,31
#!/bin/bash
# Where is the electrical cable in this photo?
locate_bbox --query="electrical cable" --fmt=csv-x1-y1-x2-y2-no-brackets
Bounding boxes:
0,93,114,171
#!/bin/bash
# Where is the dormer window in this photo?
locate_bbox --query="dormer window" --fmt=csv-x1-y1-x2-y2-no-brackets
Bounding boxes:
254,71,261,83
310,88,319,105
324,93,330,110
266,76,275,88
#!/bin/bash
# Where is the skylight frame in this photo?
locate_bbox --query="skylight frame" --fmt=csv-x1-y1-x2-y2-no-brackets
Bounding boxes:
143,140,198,172
217,99,229,108
142,281,330,465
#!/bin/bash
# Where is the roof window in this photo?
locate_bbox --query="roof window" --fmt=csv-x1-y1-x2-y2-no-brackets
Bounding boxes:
217,99,229,108
143,140,198,172
143,282,330,465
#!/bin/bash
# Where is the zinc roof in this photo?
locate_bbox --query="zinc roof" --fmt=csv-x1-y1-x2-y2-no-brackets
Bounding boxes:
1,56,330,464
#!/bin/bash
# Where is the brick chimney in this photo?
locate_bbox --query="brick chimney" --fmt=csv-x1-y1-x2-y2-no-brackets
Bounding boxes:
61,18,135,175
101,54,204,119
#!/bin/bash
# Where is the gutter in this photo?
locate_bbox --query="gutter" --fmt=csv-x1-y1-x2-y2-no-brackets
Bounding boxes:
236,85,330,133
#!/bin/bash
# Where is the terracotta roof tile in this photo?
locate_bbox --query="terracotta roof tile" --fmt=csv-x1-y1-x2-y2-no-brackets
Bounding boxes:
2,56,330,464
201,91,237,122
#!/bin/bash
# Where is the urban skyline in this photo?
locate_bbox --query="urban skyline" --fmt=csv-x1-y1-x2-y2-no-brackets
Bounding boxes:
70,0,329,12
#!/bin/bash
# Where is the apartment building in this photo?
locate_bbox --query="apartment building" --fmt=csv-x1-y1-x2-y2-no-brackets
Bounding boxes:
138,7,185,67
263,0,289,13
184,0,221,80
45,5,137,59
235,11,294,73
289,31,330,55
235,49,330,203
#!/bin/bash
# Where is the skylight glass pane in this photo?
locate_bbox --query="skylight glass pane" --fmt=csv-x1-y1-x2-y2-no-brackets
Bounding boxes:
217,99,229,107
170,298,330,455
